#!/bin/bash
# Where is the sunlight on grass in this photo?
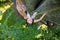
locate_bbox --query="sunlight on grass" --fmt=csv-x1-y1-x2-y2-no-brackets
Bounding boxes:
35,33,44,38
0,15,3,20
0,2,13,13
8,25,14,30
0,7,5,13
0,23,1,25
37,24,48,31
41,24,48,31
4,36,15,40
0,2,13,22
22,24,27,29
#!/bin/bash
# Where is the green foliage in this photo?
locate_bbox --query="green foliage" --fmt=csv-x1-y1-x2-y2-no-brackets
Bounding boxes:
0,0,10,3
0,0,6,2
